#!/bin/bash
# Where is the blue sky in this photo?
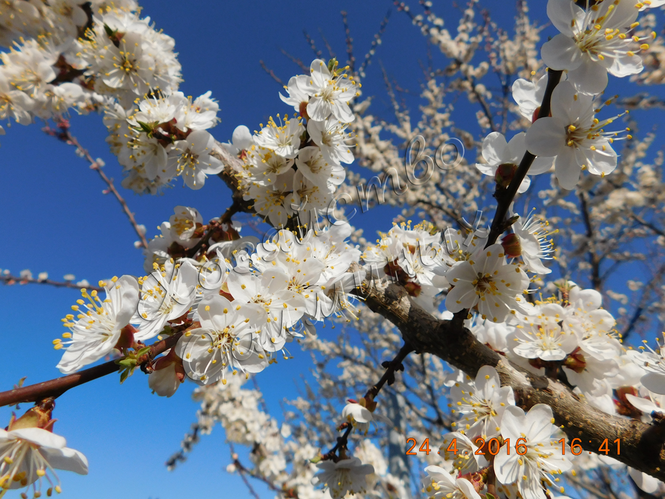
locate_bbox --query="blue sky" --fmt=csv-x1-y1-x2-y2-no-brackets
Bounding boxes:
1,1,663,498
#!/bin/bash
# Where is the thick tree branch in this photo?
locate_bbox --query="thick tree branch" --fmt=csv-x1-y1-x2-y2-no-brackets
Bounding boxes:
354,275,665,482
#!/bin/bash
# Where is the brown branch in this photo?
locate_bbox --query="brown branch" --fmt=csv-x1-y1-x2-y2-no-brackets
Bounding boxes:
0,273,102,292
259,60,285,86
0,332,183,407
341,11,356,73
631,213,665,237
487,69,563,246
366,342,414,399
43,120,149,249
353,275,665,482
229,443,297,498
579,192,602,291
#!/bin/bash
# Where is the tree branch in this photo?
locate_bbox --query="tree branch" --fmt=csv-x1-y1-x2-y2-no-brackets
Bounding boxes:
43,119,149,250
487,69,563,246
354,275,665,482
0,273,102,292
0,331,183,407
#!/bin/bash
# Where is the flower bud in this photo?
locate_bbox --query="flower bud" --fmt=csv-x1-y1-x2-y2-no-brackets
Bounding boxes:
114,324,137,352
501,233,522,258
563,347,586,374
148,349,185,397
495,163,517,188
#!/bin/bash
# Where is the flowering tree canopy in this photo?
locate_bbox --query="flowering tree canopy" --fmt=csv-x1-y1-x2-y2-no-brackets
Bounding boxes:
3,0,665,498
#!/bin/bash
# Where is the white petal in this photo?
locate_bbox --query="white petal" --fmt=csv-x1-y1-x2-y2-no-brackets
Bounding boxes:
554,148,582,190
482,132,509,165
642,372,665,395
547,0,584,36
568,58,609,94
541,34,583,71
526,118,565,157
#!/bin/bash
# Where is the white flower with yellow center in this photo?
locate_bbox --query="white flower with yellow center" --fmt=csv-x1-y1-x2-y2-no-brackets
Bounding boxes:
245,145,294,186
513,212,556,275
176,295,267,385
133,259,199,341
253,114,303,159
295,145,346,192
167,130,223,190
542,0,650,93
226,271,305,352
55,275,139,374
450,365,516,439
301,59,358,123
422,465,482,499
526,81,626,189
0,427,88,497
627,333,665,396
306,118,355,166
509,303,579,361
311,457,374,498
494,405,572,499
445,244,530,322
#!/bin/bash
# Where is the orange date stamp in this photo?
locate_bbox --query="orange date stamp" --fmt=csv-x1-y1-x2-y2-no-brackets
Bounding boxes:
406,437,622,456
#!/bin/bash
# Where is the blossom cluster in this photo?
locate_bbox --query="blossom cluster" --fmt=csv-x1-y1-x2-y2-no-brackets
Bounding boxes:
104,90,221,193
224,58,358,227
476,0,659,191
361,220,547,322
0,1,181,139
5,0,665,496
54,222,361,388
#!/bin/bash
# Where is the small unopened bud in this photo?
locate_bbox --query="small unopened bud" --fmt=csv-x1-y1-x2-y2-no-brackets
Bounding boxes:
501,233,522,258
495,163,518,188
563,347,586,374
149,349,185,397
114,324,137,352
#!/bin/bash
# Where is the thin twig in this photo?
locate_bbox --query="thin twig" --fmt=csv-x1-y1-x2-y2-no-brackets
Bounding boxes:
229,444,262,499
579,192,602,291
43,119,149,249
259,60,285,86
358,10,391,77
341,11,356,73
486,69,563,247
322,342,414,462
0,273,102,292
278,48,308,72
303,30,323,59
